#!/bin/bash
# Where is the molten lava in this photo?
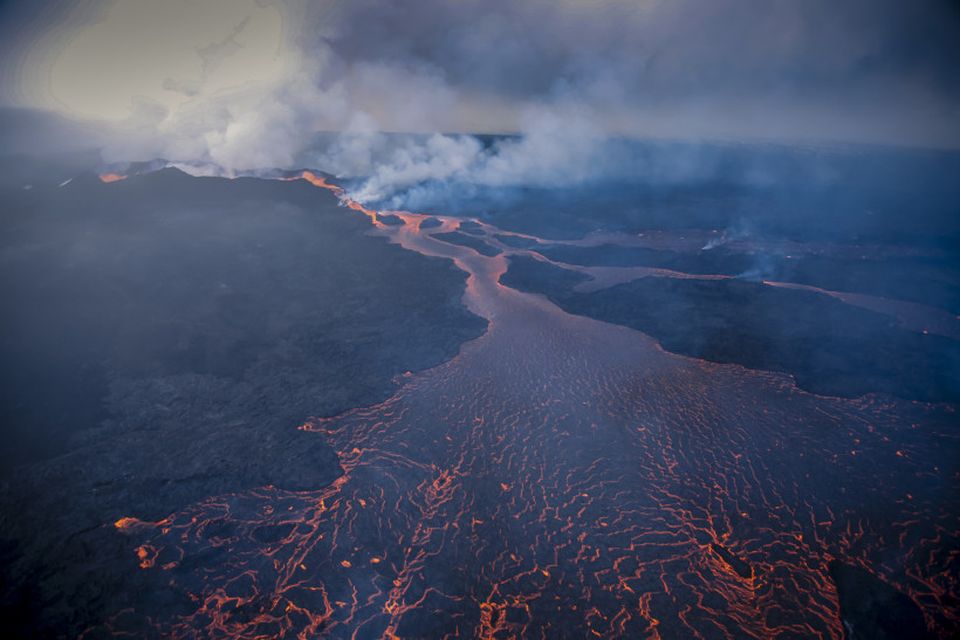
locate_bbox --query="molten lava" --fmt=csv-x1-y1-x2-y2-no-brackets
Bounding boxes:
95,170,960,638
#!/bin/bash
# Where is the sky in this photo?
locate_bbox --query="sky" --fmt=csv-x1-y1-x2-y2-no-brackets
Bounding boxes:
0,0,958,180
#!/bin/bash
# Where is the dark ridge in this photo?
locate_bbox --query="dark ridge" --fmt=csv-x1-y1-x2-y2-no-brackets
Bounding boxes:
456,219,485,235
537,243,960,314
500,254,960,403
710,543,752,579
434,231,502,257
377,212,405,225
419,216,443,230
498,255,589,294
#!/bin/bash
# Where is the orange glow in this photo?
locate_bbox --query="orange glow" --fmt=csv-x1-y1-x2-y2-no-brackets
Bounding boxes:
97,168,958,639
299,170,332,189
99,173,127,183
113,516,156,530
135,545,158,569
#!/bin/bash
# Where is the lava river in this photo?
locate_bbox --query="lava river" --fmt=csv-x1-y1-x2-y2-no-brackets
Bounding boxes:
98,172,958,639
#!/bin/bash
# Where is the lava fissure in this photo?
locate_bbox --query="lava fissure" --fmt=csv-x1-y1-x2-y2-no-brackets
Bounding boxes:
96,170,959,639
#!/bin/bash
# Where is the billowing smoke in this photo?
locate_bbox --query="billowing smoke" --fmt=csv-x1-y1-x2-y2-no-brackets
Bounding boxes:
0,0,958,187
317,107,626,203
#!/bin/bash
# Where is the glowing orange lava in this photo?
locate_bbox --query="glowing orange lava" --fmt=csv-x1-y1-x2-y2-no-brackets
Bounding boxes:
95,170,959,639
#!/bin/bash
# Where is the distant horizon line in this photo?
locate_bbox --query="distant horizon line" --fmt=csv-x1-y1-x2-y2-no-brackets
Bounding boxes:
2,105,959,156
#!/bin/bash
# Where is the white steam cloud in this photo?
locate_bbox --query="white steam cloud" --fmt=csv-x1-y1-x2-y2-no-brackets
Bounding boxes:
323,108,621,203
1,0,957,187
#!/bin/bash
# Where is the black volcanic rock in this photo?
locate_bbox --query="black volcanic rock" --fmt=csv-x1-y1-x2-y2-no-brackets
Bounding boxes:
434,231,502,257
0,165,486,637
456,219,485,235
710,543,752,579
494,233,540,249
419,216,443,230
829,561,934,640
376,212,405,225
500,254,960,403
537,243,960,314
538,243,754,273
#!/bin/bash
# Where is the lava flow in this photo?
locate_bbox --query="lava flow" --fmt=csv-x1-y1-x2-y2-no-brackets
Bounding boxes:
97,171,959,639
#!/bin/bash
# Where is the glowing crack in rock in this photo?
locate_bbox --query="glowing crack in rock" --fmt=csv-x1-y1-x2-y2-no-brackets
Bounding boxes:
98,171,959,639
